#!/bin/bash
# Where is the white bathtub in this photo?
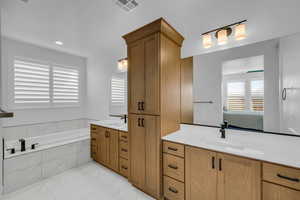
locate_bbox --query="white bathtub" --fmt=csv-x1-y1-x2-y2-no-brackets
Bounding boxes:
3,128,91,193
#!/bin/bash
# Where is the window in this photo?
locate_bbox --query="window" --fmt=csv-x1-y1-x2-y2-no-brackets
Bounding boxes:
14,59,50,105
12,58,80,108
251,80,264,111
53,66,79,104
227,82,245,111
110,73,127,115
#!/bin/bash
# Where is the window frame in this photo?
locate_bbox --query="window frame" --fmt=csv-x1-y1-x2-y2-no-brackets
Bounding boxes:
8,57,82,110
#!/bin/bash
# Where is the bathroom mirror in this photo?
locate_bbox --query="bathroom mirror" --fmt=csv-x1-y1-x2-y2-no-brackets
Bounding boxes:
186,34,300,136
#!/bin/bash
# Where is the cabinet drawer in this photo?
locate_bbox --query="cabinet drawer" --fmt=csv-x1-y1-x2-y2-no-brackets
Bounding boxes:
263,181,300,200
119,141,129,159
163,153,185,182
163,141,184,158
164,176,185,200
119,131,128,142
90,125,98,132
119,158,129,178
263,162,300,190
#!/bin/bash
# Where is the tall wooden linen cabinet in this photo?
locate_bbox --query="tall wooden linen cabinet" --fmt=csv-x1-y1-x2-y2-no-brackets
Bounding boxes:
123,18,184,199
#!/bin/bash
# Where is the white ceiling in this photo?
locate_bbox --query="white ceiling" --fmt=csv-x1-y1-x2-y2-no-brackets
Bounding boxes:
222,55,264,75
2,0,300,59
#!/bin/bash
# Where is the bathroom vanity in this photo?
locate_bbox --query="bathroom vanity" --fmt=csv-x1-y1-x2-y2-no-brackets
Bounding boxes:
162,124,300,200
90,121,129,178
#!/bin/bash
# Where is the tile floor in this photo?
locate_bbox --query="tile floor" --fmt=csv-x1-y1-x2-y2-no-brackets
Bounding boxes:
2,162,154,200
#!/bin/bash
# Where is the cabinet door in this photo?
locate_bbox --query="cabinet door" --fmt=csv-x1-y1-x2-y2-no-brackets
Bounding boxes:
107,129,119,172
263,181,300,200
144,34,160,115
128,40,145,114
97,127,108,165
129,114,146,189
144,115,160,198
217,153,261,200
185,146,218,200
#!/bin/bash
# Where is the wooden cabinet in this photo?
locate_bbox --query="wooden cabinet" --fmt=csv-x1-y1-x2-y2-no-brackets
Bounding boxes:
124,18,184,199
127,34,160,115
185,146,261,200
90,125,122,173
263,182,300,200
185,147,217,200
217,153,261,200
107,129,119,171
129,114,160,198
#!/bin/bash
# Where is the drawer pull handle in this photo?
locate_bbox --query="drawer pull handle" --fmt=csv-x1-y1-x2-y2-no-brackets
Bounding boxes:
277,174,300,182
168,187,178,194
168,164,178,170
121,165,128,170
212,156,215,169
121,148,128,152
219,158,222,171
167,147,178,151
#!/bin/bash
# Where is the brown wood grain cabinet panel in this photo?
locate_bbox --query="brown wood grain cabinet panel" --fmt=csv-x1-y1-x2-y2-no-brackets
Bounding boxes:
217,153,261,200
180,57,193,124
119,140,129,159
185,146,217,200
107,129,119,172
129,114,146,189
144,34,160,115
163,141,185,158
263,162,300,190
263,181,300,200
144,115,161,198
128,40,145,114
119,131,128,142
98,127,108,165
164,176,185,200
160,34,181,135
119,158,129,178
163,153,185,182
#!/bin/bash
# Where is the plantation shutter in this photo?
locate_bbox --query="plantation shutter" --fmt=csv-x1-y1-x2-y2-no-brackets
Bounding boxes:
111,76,126,106
251,80,264,111
227,82,245,111
53,66,80,104
13,59,50,105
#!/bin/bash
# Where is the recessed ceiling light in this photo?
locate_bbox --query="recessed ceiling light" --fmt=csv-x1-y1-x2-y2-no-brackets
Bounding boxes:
55,41,63,46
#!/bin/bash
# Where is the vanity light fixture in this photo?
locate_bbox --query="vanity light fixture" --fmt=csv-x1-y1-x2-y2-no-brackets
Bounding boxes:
202,33,212,48
118,58,128,72
55,41,63,46
202,20,247,48
235,23,247,40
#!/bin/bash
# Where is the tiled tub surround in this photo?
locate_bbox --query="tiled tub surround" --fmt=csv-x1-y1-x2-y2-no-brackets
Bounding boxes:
2,118,89,141
3,128,91,193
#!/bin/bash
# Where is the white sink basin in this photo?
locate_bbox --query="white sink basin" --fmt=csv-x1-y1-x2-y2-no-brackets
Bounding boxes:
205,139,264,155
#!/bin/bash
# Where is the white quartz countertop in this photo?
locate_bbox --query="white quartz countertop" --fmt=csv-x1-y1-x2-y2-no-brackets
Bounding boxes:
162,124,300,169
89,120,128,132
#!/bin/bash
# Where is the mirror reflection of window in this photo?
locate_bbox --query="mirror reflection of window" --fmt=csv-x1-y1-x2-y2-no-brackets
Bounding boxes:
222,55,264,131
110,73,127,115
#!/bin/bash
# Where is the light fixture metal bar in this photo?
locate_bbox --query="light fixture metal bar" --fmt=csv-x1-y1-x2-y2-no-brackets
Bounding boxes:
201,20,247,35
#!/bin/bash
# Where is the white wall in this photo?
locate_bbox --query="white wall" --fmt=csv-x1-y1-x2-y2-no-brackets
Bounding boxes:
193,39,280,132
1,37,87,127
